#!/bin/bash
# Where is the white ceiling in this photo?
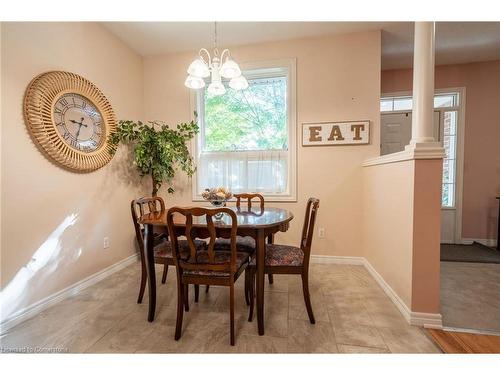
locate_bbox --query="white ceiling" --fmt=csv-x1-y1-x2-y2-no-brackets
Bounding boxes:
102,22,500,70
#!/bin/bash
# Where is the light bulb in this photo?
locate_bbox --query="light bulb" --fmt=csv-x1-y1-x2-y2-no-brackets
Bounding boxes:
220,59,242,79
184,75,206,89
207,81,226,96
229,75,249,90
187,58,210,78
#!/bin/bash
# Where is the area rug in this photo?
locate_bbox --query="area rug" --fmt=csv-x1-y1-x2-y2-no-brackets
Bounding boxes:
440,242,500,264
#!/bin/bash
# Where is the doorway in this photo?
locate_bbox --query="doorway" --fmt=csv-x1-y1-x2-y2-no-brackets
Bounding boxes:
380,89,465,244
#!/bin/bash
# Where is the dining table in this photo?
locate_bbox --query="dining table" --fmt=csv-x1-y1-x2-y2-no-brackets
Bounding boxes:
138,205,294,336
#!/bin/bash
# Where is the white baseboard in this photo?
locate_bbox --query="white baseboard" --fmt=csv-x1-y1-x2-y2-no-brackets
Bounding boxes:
362,258,412,323
461,238,497,247
410,312,443,329
0,254,138,334
311,254,365,265
311,254,442,328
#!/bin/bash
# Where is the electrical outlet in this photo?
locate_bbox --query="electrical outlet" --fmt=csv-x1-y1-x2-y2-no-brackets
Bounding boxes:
318,228,325,238
103,237,110,249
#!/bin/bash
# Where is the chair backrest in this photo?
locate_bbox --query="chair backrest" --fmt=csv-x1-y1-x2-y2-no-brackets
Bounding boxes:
300,198,320,267
234,193,264,211
131,196,165,248
166,207,239,276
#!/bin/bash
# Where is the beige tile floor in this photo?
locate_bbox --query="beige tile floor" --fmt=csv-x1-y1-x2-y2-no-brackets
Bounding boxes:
441,261,500,333
0,262,441,353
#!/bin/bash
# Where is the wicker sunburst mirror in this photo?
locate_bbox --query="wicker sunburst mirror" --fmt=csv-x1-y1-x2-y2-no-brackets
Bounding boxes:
24,71,117,172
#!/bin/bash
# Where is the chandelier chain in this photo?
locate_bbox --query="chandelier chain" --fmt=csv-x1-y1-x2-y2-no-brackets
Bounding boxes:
214,21,217,51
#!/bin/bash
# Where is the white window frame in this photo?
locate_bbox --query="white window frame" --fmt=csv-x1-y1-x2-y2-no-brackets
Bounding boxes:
190,58,297,202
381,87,466,243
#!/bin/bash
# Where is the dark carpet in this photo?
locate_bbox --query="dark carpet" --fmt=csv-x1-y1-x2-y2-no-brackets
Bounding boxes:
441,242,500,264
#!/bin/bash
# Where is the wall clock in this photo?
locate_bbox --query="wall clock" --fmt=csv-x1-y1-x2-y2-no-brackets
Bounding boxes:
24,71,117,172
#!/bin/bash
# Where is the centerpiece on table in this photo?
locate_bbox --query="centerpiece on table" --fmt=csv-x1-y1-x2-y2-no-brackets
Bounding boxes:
202,187,233,219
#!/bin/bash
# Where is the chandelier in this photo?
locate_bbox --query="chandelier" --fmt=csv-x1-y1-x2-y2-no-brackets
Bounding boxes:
184,22,248,96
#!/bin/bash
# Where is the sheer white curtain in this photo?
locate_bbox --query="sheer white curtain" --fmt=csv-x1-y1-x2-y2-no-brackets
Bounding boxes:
197,150,287,194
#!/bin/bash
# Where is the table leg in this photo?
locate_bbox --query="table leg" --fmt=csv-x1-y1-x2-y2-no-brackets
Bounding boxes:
256,229,266,335
144,223,156,322
496,198,500,251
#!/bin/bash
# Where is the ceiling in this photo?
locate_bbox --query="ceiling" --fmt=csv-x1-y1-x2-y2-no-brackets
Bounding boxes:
102,22,500,70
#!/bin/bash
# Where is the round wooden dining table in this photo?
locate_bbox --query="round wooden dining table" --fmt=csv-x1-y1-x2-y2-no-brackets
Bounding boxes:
138,206,294,336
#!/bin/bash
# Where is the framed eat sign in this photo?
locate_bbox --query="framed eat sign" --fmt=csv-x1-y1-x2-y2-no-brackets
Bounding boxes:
302,120,370,146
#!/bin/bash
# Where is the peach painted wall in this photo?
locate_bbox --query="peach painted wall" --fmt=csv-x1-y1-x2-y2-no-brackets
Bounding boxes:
1,23,145,321
411,159,442,313
382,61,500,241
362,161,415,308
143,31,382,257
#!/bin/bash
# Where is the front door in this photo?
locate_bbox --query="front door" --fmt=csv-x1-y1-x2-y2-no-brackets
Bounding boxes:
380,110,460,243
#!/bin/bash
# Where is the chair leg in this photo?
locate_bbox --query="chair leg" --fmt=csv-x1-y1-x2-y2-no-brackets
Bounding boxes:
301,272,315,324
194,284,200,303
175,280,184,341
229,283,235,346
184,284,190,312
244,269,250,306
248,269,255,322
268,274,274,284
205,285,210,293
137,262,147,304
161,264,168,284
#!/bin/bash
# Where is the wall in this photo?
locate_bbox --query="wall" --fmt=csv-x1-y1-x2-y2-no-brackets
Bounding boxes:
143,31,382,257
382,61,500,241
362,160,414,307
1,22,145,322
411,159,442,313
362,158,442,315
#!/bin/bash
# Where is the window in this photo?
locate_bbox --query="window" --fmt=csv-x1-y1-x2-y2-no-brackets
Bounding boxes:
193,60,296,201
380,93,459,112
442,110,458,207
380,92,460,208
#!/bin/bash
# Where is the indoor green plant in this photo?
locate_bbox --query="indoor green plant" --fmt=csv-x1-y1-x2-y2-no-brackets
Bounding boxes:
109,118,199,196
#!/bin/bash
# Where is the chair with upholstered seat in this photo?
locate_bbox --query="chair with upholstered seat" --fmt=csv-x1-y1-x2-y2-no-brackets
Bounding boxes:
131,197,207,307
166,206,251,346
247,197,320,324
214,193,264,253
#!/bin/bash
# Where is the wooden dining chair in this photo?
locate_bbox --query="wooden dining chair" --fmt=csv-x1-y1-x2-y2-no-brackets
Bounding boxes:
247,197,320,324
131,197,207,307
214,193,263,253
166,206,251,346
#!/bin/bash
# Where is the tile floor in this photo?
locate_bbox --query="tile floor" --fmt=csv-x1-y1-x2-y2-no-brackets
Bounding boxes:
0,262,441,353
441,261,500,333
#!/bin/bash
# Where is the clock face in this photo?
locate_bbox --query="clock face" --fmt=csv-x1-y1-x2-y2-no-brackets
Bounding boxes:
53,93,103,153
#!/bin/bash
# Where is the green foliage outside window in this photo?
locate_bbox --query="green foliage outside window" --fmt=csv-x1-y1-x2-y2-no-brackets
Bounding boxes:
204,77,288,152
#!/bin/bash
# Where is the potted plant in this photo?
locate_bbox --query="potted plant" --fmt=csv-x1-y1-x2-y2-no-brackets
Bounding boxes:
109,119,198,196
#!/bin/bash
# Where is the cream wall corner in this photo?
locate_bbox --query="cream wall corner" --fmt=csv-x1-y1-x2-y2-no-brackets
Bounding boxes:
1,22,146,323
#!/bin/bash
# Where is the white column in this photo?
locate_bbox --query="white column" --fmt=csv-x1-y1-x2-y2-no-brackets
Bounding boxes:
410,22,436,145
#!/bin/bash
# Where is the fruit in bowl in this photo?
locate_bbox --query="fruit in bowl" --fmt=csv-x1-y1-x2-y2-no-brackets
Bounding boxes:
201,187,233,203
